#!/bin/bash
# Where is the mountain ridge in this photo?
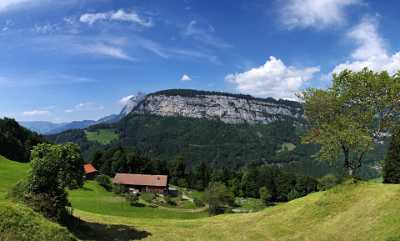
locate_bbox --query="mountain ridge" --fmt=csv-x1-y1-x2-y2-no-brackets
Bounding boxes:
131,89,303,125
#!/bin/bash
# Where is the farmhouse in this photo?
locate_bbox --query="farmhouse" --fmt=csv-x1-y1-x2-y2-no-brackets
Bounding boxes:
113,173,168,194
83,163,98,179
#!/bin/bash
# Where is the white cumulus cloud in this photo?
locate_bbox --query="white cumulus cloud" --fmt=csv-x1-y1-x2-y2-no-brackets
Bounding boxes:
281,0,361,29
80,9,152,27
180,74,192,82
226,56,320,100
332,18,400,75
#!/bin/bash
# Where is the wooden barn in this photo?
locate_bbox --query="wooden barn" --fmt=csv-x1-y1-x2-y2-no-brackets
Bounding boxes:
113,173,168,194
83,163,98,179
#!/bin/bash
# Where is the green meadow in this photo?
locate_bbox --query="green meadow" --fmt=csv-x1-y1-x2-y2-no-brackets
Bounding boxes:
85,129,119,145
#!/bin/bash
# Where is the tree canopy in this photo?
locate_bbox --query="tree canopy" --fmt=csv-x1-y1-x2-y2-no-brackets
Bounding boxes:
301,68,400,176
24,143,84,223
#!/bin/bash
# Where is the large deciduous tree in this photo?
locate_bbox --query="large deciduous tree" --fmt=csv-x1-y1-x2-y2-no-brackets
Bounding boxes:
26,143,84,223
301,68,400,177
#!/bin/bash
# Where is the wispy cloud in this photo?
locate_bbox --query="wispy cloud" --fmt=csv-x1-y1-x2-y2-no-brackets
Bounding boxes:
22,109,51,117
65,102,104,113
226,56,320,100
182,20,231,48
280,0,361,29
0,73,97,88
79,43,136,61
80,9,153,27
0,0,45,12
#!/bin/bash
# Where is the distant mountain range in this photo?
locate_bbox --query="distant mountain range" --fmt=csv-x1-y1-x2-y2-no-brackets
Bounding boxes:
20,92,146,134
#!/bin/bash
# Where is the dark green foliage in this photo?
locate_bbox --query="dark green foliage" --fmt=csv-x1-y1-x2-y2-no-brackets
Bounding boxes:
193,197,205,207
259,186,271,205
205,182,235,216
164,196,177,206
21,143,84,223
125,193,139,206
95,175,112,191
112,184,125,194
318,174,339,191
294,176,319,197
118,114,306,170
0,118,46,162
141,192,155,203
383,129,400,184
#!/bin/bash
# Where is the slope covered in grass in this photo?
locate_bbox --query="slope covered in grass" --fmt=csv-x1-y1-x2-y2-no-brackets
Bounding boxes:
69,181,208,220
0,155,29,200
85,129,119,145
76,181,400,241
0,201,76,241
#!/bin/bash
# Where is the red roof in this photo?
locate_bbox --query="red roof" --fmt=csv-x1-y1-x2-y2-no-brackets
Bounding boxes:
113,173,168,187
84,164,97,174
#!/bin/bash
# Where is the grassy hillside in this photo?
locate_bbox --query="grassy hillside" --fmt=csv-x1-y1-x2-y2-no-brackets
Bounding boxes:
69,181,208,220
75,181,400,241
85,129,119,145
0,155,29,200
0,201,76,241
0,156,75,241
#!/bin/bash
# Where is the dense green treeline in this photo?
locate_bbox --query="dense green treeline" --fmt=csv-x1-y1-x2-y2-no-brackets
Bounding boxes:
0,118,46,162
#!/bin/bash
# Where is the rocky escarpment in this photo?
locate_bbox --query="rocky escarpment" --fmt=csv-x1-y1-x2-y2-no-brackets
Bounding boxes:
130,89,303,124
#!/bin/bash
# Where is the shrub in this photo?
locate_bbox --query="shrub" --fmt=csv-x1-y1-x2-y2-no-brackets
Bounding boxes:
287,189,301,201
95,175,112,191
259,186,271,205
8,179,28,201
141,192,155,203
318,174,339,191
164,196,177,206
112,184,125,194
125,193,139,206
193,197,205,207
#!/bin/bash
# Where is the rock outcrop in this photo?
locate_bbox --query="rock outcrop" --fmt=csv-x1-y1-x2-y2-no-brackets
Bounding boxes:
130,89,303,124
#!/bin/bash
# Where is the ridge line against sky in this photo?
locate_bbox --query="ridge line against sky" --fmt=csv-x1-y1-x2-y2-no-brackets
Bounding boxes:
0,0,400,122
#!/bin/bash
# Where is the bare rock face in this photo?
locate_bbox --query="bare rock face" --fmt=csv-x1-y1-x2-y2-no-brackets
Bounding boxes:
120,92,147,117
130,90,303,124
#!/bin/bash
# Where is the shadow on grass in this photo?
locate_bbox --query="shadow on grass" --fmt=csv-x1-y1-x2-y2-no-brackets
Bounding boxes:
67,217,151,241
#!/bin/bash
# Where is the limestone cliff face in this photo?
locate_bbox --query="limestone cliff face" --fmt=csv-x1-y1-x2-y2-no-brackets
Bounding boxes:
130,90,303,124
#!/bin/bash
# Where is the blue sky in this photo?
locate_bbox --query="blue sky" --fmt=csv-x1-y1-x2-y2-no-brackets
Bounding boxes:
1,0,400,122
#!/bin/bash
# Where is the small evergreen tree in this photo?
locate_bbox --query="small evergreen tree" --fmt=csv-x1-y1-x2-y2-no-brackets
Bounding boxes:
259,186,271,205
383,129,400,183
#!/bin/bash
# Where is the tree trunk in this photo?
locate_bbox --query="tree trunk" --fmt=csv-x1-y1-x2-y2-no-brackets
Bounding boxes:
347,167,354,177
342,145,354,177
